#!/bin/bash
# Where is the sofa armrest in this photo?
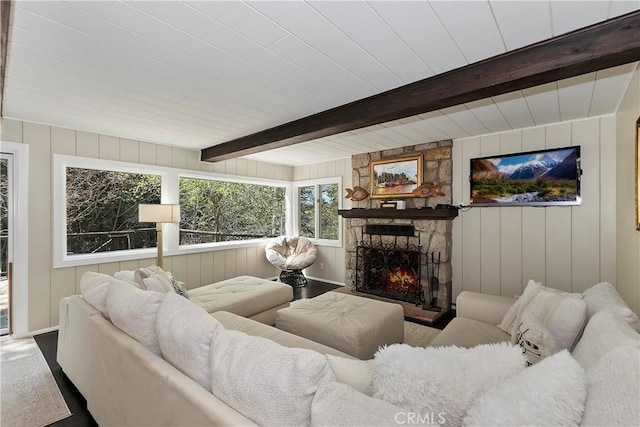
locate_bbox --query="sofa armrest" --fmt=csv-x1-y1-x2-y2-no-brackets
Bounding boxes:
456,291,516,325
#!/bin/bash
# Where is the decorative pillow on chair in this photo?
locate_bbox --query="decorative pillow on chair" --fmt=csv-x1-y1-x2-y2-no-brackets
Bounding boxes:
372,342,525,426
499,279,586,354
463,350,586,427
511,308,561,365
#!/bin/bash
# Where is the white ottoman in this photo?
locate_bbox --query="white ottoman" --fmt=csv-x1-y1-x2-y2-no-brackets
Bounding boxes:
188,276,292,325
275,292,404,359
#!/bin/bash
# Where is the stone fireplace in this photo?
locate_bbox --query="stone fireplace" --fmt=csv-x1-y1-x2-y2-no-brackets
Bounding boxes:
344,140,454,314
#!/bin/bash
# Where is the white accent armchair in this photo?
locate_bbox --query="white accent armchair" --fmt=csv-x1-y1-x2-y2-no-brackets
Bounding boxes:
265,236,317,287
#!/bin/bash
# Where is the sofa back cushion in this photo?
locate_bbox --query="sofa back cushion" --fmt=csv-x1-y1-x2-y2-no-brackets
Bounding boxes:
581,344,640,426
107,283,164,356
80,271,134,320
210,327,334,426
156,294,220,391
572,308,640,369
582,282,640,332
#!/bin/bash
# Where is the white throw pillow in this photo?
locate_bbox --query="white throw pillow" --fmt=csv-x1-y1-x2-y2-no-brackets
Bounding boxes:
463,350,586,427
499,279,586,353
156,293,220,391
312,379,408,427
326,355,374,396
572,308,640,369
112,270,141,288
107,283,164,356
142,271,176,294
133,265,160,287
511,308,561,365
583,282,640,332
581,344,640,426
210,327,334,427
372,342,525,427
80,271,133,319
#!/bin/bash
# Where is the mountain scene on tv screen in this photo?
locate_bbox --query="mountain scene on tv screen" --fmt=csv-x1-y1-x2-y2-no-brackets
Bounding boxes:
471,148,578,204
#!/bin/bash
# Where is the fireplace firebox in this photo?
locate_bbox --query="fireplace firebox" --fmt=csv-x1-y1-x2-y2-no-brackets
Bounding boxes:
355,225,424,305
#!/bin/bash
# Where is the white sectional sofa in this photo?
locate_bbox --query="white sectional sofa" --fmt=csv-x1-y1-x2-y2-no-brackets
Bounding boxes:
57,270,640,426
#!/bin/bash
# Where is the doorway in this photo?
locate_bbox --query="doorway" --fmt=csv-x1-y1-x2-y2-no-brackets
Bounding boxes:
1,153,13,335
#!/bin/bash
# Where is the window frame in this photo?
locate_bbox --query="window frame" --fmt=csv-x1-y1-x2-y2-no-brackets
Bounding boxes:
293,177,343,248
53,155,293,268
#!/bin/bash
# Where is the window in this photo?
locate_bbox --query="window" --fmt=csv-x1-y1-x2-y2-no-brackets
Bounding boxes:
66,167,161,255
179,176,287,245
295,178,342,245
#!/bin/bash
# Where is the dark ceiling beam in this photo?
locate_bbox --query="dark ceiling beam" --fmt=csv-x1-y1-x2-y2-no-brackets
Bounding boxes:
202,10,640,163
0,1,12,118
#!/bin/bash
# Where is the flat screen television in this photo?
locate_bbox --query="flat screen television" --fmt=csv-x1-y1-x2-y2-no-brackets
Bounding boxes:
470,146,581,207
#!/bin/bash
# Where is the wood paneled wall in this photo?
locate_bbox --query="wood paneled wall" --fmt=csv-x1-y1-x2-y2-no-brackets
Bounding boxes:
615,66,640,316
293,158,352,284
1,118,293,332
451,116,617,299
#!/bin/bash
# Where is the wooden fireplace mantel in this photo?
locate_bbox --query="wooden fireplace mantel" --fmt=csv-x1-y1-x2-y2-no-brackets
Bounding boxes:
338,208,458,220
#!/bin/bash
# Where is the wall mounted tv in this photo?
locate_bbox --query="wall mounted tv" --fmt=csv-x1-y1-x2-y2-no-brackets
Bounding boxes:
470,146,581,207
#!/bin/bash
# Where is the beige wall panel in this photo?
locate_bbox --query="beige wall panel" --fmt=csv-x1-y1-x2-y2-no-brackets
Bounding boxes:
245,245,258,277
98,262,120,277
460,138,482,293
170,255,188,285
76,131,99,158
326,160,336,177
225,250,237,279
545,122,572,149
139,142,157,165
99,135,119,161
235,248,247,276
599,116,617,284
50,268,77,325
25,122,52,331
521,208,547,287
1,118,23,142
118,259,140,272
185,149,200,171
213,251,226,283
119,139,139,163
500,208,523,296
51,127,76,155
256,161,267,179
186,253,201,289
571,119,601,292
200,252,214,286
244,160,257,177
161,256,173,273
236,159,248,176
225,159,237,175
172,148,188,169
522,126,546,151
616,67,640,315
213,161,225,174
156,145,173,167
200,159,214,173
545,207,572,291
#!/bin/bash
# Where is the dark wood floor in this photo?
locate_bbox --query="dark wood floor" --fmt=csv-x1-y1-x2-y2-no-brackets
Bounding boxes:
32,278,450,426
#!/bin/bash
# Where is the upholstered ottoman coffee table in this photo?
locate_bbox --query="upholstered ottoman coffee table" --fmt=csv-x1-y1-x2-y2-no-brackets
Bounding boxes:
188,276,292,325
275,292,404,359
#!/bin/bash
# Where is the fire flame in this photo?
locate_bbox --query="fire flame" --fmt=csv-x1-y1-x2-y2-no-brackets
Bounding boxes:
387,268,419,292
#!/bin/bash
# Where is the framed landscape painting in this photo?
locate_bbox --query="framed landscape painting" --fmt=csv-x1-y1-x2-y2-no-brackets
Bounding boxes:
370,155,422,199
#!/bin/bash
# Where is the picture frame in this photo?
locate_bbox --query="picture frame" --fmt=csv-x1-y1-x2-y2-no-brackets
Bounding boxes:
370,155,422,199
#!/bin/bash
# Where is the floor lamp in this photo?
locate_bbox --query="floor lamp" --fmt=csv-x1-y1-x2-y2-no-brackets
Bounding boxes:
138,204,180,268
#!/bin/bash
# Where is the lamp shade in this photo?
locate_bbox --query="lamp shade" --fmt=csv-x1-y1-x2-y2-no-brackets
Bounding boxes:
138,204,180,223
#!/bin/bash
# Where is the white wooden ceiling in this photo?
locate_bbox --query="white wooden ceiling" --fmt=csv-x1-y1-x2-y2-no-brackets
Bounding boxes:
3,1,639,166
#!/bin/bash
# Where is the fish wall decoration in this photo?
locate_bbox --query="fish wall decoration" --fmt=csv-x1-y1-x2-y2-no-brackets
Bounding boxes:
412,182,447,198
345,186,369,201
